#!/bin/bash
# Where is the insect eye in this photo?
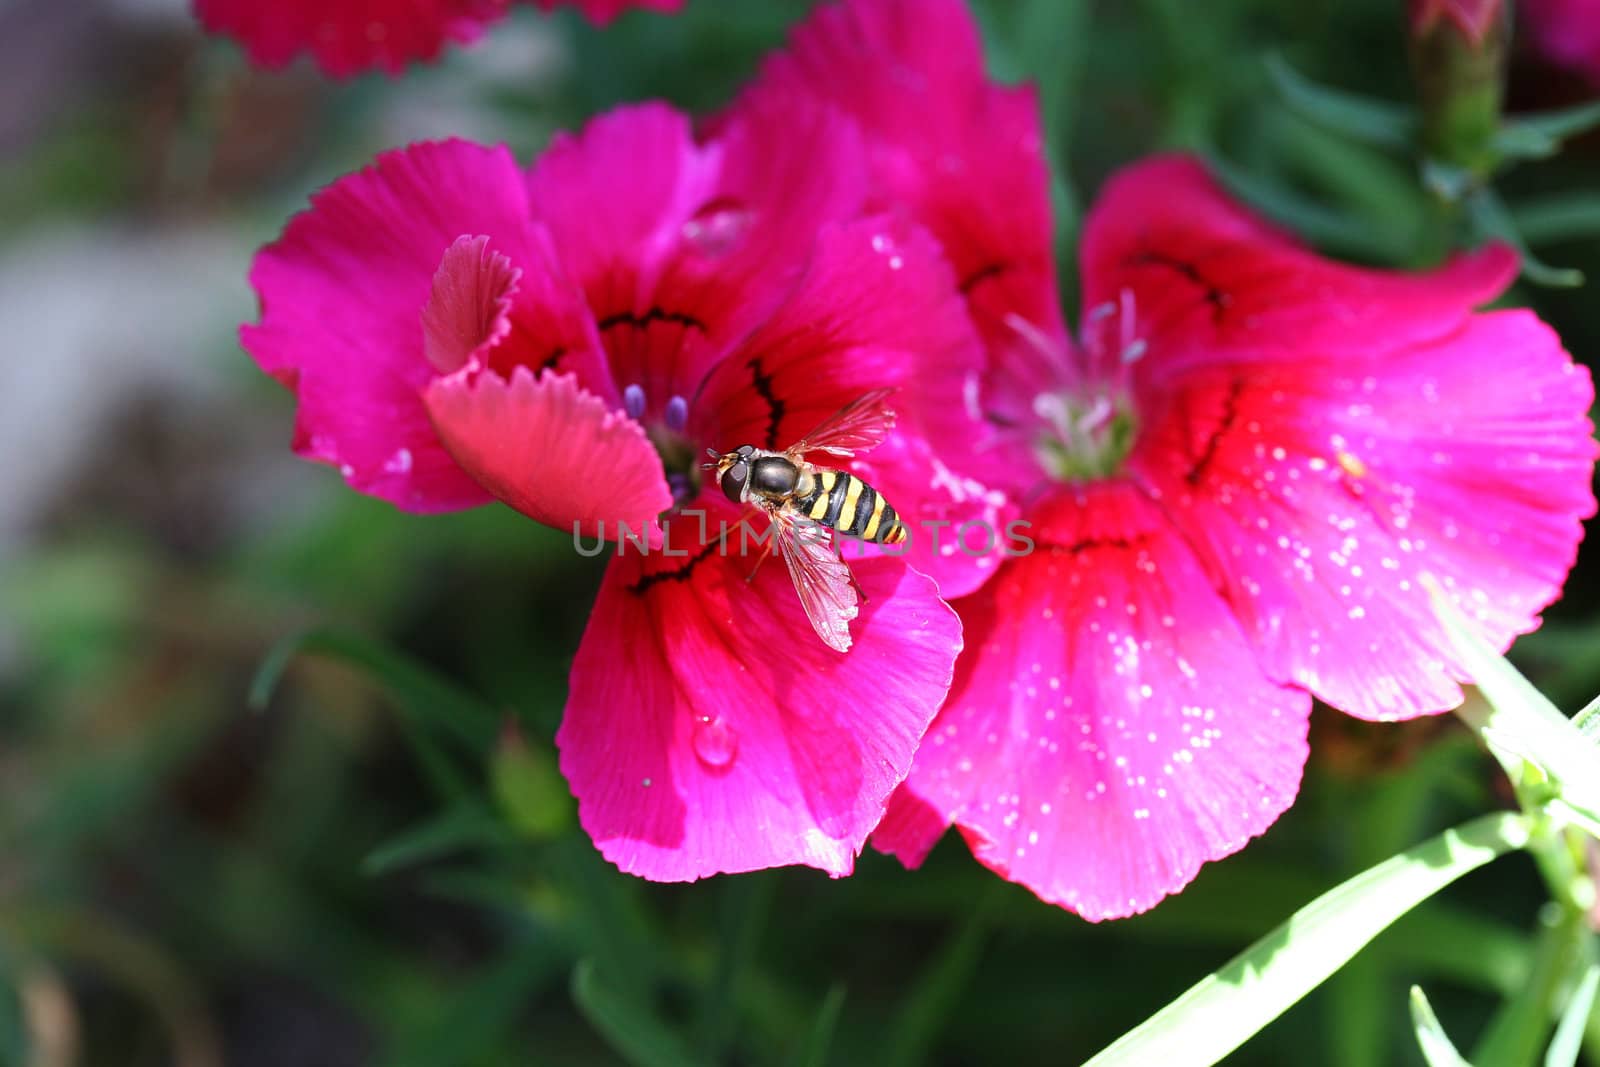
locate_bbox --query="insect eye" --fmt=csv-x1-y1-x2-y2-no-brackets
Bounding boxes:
720,461,749,503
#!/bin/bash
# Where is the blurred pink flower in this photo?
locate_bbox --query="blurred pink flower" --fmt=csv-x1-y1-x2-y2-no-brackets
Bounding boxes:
241,100,999,879
194,0,682,78
1521,0,1600,85
742,0,1599,919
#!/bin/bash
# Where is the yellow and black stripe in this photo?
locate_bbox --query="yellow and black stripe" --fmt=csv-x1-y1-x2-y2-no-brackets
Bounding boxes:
795,469,906,545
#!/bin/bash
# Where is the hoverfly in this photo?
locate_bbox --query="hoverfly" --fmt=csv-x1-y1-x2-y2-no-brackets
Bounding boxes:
708,389,907,654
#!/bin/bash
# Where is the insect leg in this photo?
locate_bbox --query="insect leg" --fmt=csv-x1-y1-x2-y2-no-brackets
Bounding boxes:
746,536,776,584
744,505,780,584
834,533,868,603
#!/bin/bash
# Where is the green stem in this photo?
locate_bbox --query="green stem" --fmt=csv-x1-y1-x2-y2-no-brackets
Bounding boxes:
1470,901,1591,1066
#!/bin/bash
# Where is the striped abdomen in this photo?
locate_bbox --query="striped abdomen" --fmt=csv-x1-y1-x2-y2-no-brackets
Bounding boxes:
793,468,906,545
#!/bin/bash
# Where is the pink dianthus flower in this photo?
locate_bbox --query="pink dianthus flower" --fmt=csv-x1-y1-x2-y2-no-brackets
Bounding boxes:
194,0,683,78
243,98,1001,879
1521,0,1600,86
742,0,1599,919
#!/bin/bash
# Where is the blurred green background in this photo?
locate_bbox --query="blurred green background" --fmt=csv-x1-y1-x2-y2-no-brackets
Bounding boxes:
2,0,1598,1063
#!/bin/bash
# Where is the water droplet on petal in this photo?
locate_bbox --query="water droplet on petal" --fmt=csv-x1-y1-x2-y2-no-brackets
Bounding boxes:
383,447,413,474
683,198,753,258
692,714,738,768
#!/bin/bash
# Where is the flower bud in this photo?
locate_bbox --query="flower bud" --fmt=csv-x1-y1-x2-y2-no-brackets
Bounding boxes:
1408,0,1512,190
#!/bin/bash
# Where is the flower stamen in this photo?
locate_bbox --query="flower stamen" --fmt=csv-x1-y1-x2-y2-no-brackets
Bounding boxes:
624,383,647,419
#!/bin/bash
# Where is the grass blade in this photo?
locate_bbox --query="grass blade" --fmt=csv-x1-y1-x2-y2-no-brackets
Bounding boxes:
361,805,511,876
251,626,499,749
251,626,502,802
1083,812,1531,1067
1466,188,1584,287
571,959,700,1067
792,985,847,1067
1265,53,1417,150
885,887,1000,1067
1411,986,1475,1067
1473,906,1590,1067
1545,964,1600,1067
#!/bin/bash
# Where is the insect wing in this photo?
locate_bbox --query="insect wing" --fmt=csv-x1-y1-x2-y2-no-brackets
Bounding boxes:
787,388,897,459
771,511,859,653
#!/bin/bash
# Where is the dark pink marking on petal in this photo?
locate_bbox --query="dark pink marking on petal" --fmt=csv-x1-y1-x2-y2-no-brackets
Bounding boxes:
1082,155,1518,374
525,105,735,409
527,100,869,407
425,367,671,538
878,481,1310,921
697,217,979,452
693,215,1007,595
1133,310,1597,720
194,0,512,77
561,499,961,881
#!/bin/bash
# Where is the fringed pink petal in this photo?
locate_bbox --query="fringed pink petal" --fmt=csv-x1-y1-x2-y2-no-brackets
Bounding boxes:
194,0,511,77
424,367,670,538
742,0,1066,359
1081,155,1518,375
527,101,869,412
1132,310,1597,720
421,235,520,374
243,139,569,511
560,500,961,880
875,482,1311,920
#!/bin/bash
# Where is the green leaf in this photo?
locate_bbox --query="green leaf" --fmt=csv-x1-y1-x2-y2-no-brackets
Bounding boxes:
885,887,1000,1067
250,626,501,801
1571,694,1600,745
1545,964,1600,1067
1082,812,1531,1067
1509,194,1600,247
792,985,847,1067
1265,54,1417,151
1430,585,1600,830
361,806,511,876
570,959,701,1067
1465,188,1584,287
695,874,775,1059
1494,100,1600,160
1411,985,1475,1067
386,940,565,1067
1473,905,1591,1067
1205,155,1408,261
251,626,499,749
